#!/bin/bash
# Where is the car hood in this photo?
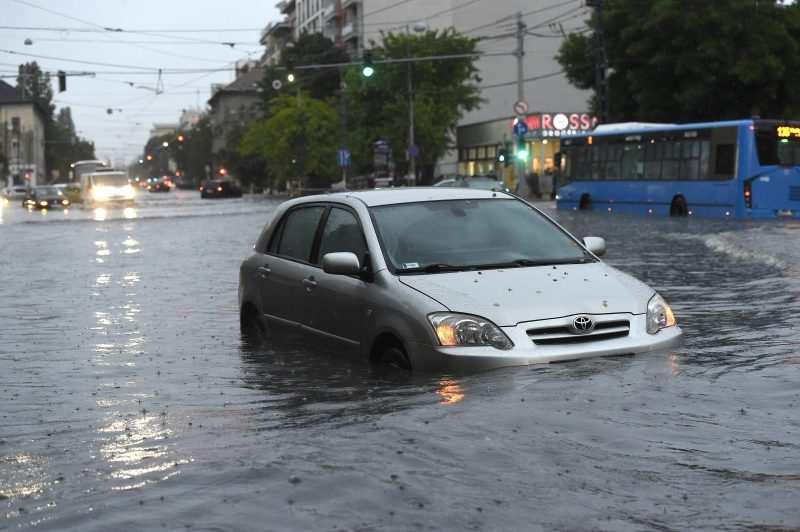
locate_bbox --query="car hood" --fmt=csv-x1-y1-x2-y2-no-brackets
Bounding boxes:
399,262,653,326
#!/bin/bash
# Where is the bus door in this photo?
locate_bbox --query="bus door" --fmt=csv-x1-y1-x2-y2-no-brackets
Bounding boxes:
751,123,800,216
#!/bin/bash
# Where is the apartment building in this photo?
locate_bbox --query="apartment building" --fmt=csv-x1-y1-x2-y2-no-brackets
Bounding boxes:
0,80,46,187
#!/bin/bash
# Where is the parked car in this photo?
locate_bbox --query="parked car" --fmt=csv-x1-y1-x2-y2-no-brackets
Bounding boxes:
434,175,510,193
3,185,29,200
239,188,682,372
200,180,242,199
22,185,70,209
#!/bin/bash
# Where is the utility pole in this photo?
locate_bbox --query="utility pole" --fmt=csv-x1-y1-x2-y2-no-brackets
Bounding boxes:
339,68,348,189
514,11,528,196
587,0,609,123
407,27,416,186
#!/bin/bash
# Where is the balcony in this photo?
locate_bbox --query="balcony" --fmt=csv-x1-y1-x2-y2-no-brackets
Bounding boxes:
321,1,336,21
341,21,357,38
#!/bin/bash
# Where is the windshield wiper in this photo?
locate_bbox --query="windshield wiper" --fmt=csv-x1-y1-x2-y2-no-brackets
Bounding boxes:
469,256,596,270
397,263,473,274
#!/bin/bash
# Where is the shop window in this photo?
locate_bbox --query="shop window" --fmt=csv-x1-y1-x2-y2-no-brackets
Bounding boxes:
468,148,477,160
477,146,486,160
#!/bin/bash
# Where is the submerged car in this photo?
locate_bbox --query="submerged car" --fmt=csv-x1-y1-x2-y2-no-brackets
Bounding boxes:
23,186,70,209
200,180,242,199
239,188,682,371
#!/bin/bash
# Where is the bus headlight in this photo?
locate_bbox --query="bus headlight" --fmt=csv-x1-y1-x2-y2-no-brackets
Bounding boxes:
646,293,676,334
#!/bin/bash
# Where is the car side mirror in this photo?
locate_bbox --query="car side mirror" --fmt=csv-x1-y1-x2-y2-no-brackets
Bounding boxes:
583,236,606,257
322,252,361,275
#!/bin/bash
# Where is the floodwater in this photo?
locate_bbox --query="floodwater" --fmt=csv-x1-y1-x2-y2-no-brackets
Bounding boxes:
1,190,798,531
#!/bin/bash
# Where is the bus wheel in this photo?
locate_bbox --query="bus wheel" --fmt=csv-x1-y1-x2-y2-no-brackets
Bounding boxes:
670,196,688,217
579,194,592,210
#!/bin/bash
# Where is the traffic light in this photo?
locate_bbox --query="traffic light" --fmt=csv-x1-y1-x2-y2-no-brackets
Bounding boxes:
57,70,66,92
361,51,375,78
177,134,185,143
516,138,529,162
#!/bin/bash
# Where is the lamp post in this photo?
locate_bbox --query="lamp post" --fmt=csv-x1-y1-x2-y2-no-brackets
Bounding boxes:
405,22,427,186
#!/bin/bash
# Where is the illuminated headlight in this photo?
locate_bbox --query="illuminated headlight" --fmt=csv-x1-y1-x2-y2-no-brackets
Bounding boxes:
92,187,109,200
646,293,676,334
62,199,70,205
428,312,513,350
123,184,136,199
39,200,48,206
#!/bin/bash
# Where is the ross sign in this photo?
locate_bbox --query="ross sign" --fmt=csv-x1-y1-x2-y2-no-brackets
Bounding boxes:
513,100,529,116
337,149,351,167
510,113,598,138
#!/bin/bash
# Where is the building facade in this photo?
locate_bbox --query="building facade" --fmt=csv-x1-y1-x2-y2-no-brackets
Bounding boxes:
207,65,265,157
0,80,46,187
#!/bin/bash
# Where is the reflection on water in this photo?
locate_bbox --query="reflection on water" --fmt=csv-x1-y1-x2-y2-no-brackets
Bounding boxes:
123,207,137,219
436,378,465,405
93,207,108,221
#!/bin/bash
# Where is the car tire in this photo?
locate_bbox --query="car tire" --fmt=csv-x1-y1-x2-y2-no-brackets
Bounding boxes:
240,309,268,348
378,345,412,371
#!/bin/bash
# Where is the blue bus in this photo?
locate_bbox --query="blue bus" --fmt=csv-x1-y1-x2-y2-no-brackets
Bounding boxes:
555,119,800,218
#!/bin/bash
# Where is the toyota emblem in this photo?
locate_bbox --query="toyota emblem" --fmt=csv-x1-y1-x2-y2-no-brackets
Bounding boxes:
572,315,595,334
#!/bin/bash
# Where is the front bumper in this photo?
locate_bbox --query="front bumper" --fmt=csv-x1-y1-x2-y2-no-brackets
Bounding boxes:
408,313,683,372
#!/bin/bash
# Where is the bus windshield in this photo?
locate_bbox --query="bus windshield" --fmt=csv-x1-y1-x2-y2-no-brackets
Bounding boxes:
755,122,800,166
91,173,129,187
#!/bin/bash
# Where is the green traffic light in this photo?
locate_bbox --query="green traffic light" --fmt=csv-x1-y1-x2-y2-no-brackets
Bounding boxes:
362,66,375,78
498,154,505,162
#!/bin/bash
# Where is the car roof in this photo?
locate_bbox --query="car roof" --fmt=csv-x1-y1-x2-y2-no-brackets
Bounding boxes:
299,187,513,207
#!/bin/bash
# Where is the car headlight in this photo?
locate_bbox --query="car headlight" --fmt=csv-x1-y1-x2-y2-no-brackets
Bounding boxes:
428,312,513,350
646,293,676,334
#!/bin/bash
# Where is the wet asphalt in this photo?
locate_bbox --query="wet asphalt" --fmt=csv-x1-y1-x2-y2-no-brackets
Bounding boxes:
0,190,798,531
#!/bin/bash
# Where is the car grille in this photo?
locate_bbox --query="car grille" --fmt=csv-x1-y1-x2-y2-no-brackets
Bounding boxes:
527,318,630,345
790,186,800,202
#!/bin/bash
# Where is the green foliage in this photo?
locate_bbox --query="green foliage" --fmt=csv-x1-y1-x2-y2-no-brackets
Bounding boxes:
46,107,95,180
344,29,483,182
260,32,350,106
240,94,340,188
556,0,800,122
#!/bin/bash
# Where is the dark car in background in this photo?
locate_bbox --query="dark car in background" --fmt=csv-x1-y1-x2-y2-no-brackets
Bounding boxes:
22,186,70,209
147,176,172,193
200,180,242,199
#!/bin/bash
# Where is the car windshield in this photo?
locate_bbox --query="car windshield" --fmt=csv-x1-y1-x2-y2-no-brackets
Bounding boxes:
36,186,60,196
370,198,593,273
92,174,128,187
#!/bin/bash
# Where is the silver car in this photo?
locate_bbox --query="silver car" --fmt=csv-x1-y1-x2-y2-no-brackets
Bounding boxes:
239,188,682,371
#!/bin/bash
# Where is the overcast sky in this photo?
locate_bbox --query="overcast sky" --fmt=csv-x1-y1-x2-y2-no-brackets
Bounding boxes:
1,0,281,164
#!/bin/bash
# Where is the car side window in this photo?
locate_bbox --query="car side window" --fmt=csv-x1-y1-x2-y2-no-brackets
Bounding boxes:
275,206,325,262
317,208,368,263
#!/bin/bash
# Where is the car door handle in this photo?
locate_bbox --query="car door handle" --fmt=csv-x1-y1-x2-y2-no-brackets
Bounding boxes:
256,266,271,278
302,277,318,290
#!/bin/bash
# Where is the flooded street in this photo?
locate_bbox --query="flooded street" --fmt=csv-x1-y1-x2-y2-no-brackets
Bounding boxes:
1,191,799,531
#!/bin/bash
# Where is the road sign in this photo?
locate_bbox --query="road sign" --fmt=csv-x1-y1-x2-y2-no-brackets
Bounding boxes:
512,119,528,138
513,100,529,116
337,149,351,167
407,145,419,158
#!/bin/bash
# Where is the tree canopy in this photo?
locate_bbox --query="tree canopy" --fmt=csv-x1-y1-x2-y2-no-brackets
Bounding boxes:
556,0,800,122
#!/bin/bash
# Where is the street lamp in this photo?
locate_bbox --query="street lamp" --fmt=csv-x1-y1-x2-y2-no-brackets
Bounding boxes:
406,21,427,185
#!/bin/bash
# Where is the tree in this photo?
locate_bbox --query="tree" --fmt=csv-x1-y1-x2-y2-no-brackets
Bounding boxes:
46,107,95,180
556,0,800,122
17,62,54,120
240,94,340,189
344,29,483,183
260,32,351,106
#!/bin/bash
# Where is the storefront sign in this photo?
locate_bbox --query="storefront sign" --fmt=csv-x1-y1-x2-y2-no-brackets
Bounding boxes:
511,113,598,138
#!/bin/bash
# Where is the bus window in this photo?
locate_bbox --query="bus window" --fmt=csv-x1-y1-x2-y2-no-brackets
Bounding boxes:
621,143,642,180
679,140,701,180
605,144,621,179
699,140,710,178
662,141,679,180
591,143,604,180
644,141,661,179
714,144,735,175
